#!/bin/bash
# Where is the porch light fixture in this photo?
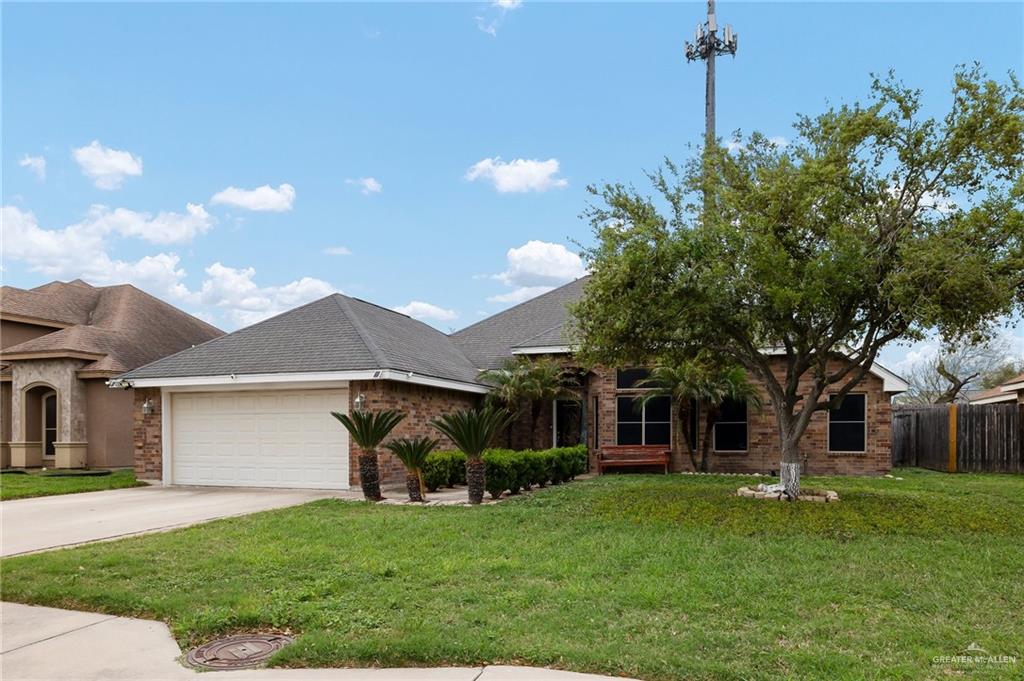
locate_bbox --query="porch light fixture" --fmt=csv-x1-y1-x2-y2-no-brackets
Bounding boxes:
142,398,154,416
353,393,366,411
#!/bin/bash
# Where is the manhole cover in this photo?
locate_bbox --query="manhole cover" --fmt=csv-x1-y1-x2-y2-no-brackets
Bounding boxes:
185,634,293,670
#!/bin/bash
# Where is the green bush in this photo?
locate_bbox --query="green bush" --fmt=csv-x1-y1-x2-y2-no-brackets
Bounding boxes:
482,445,588,498
422,450,467,492
425,446,588,498
524,450,550,488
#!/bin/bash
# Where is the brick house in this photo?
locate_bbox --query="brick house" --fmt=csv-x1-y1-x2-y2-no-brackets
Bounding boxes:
116,278,907,489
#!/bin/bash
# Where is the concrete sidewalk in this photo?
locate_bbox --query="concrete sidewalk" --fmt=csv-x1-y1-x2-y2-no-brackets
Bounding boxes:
1,486,352,557
0,603,634,681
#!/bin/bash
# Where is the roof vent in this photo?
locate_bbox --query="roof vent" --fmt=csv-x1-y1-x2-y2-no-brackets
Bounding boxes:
372,370,382,378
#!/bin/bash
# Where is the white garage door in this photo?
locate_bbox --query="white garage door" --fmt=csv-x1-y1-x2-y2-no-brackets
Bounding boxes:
171,389,349,489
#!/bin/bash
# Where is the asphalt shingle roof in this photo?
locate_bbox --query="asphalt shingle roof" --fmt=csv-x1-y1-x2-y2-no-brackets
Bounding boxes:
1,281,223,374
450,277,588,369
120,294,482,384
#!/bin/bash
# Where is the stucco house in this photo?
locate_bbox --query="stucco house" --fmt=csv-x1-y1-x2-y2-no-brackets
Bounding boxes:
115,277,907,489
0,280,223,469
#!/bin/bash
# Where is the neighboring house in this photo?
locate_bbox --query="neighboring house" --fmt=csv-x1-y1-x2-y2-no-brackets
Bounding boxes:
116,277,907,490
968,373,1024,405
0,280,223,469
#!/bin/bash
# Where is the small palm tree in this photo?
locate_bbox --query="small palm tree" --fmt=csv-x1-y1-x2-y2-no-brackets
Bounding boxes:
638,361,763,472
479,360,532,447
481,358,579,449
330,409,405,501
385,437,439,502
431,406,513,504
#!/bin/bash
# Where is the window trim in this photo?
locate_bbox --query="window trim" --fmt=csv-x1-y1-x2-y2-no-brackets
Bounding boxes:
827,391,868,454
712,400,748,453
615,394,672,446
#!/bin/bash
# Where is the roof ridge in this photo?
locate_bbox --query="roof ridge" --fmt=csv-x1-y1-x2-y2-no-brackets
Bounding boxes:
513,321,567,347
451,275,588,337
332,294,389,368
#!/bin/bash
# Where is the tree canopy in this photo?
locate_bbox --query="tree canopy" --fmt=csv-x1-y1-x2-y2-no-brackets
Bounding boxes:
572,66,1024,474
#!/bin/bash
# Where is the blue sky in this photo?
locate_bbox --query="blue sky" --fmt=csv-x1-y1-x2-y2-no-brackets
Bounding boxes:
3,1,1022,370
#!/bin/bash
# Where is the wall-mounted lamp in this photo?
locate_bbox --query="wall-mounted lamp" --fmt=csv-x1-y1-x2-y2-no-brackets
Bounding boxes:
353,393,366,411
142,398,154,416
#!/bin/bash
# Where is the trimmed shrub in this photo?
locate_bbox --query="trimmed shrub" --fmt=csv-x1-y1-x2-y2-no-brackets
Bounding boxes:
482,445,588,498
524,450,549,488
423,450,467,492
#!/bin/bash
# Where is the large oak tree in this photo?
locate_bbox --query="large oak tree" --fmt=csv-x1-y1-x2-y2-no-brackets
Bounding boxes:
572,67,1024,495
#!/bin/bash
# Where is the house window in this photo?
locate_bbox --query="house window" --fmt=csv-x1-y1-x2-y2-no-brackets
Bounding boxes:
829,393,866,453
616,395,671,446
713,398,748,452
616,368,650,390
43,392,57,458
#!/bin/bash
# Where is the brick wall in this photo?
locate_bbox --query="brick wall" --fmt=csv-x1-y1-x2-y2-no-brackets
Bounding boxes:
584,358,894,476
132,387,162,480
348,380,481,486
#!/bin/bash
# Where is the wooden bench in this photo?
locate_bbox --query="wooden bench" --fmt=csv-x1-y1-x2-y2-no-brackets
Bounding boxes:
597,446,670,474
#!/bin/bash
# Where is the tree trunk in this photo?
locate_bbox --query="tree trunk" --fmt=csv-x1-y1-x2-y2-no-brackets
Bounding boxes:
405,472,423,502
530,400,542,450
699,410,717,472
358,450,382,501
779,437,801,499
674,403,692,472
466,457,485,505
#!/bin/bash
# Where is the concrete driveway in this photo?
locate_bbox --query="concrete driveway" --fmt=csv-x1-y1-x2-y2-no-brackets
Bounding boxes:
1,485,354,557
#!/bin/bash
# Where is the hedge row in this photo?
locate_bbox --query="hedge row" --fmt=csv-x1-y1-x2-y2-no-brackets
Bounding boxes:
421,445,588,498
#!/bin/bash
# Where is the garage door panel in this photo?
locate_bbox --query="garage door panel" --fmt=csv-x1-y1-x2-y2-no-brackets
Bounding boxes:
171,389,349,490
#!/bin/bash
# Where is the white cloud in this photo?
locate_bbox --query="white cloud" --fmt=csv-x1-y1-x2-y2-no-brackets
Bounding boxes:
393,300,458,322
493,240,586,287
72,140,143,190
1,205,191,301
19,155,46,180
476,0,522,35
487,240,585,306
466,157,567,193
2,204,336,330
487,286,554,304
196,262,336,327
323,246,352,256
80,203,214,245
345,177,382,195
211,183,296,212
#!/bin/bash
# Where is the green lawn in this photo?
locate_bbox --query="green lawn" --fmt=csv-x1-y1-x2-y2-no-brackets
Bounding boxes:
0,469,144,500
2,469,1022,680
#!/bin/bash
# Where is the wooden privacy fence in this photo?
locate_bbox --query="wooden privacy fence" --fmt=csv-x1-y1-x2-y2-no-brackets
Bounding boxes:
892,403,1024,473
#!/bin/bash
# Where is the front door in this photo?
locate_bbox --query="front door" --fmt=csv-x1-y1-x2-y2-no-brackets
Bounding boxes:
42,392,57,458
554,399,582,447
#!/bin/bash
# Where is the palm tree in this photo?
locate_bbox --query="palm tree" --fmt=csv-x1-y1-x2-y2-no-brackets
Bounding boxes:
385,437,439,502
480,358,579,450
330,409,405,501
638,361,763,472
478,360,532,447
431,406,513,504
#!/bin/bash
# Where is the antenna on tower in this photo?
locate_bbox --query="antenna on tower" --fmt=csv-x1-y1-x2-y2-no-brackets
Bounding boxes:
684,0,738,145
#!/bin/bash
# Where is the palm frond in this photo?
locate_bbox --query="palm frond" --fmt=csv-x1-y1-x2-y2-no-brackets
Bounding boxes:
330,409,406,449
430,406,513,459
385,436,439,471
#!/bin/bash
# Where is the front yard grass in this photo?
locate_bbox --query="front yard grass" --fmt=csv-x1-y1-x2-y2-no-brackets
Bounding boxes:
2,469,1022,680
0,468,143,501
